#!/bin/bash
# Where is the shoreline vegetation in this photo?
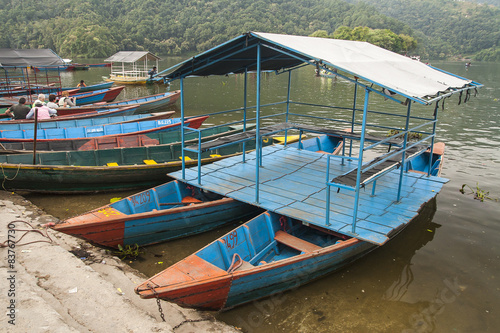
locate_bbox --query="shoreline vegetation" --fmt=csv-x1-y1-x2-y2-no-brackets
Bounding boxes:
0,0,498,62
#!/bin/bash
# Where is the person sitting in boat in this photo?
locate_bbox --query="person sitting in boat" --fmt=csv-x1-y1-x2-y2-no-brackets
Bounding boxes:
32,93,46,107
58,90,76,107
46,94,59,109
148,66,157,79
5,97,31,120
77,80,86,88
26,102,58,120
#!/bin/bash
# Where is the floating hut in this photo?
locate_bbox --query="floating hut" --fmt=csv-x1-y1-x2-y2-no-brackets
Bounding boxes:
104,51,160,84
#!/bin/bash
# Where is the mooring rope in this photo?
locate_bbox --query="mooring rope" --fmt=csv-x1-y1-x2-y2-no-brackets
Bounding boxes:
0,220,53,248
0,163,22,191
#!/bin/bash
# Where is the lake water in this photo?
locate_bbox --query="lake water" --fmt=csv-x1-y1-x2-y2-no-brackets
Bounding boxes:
23,59,500,332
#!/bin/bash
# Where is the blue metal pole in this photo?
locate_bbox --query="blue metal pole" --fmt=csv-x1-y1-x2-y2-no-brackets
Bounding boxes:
243,68,248,162
255,43,261,203
397,102,412,202
285,70,292,146
180,77,186,180
349,80,358,159
325,156,331,226
352,88,370,233
428,102,438,175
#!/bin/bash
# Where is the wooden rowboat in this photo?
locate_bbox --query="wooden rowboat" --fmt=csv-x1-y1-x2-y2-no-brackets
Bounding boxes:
0,111,174,132
0,105,141,125
0,123,252,153
61,82,114,93
0,116,207,142
102,90,181,114
72,86,125,106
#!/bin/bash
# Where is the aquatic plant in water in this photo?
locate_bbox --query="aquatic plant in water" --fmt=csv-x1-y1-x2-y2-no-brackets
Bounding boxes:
113,244,142,260
460,183,498,202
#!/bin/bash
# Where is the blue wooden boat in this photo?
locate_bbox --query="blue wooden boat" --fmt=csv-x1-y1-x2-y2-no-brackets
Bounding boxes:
132,32,480,310
0,105,141,125
0,111,174,131
51,135,341,247
103,90,180,113
72,86,124,105
61,82,114,93
0,116,207,142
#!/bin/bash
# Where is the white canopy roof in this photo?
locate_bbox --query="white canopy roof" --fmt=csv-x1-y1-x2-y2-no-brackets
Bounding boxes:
256,32,471,100
105,51,160,63
162,32,479,104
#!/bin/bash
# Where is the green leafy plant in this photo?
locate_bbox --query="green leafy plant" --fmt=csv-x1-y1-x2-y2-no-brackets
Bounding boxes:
113,244,142,260
387,129,422,140
460,183,498,202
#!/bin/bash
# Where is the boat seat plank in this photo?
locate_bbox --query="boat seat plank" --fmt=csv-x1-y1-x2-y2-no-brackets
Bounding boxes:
274,230,321,253
331,145,426,188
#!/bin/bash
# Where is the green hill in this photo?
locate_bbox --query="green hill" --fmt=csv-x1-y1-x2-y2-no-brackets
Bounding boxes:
0,0,498,61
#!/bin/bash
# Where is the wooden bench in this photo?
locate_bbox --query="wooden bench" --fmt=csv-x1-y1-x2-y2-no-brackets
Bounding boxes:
274,230,321,253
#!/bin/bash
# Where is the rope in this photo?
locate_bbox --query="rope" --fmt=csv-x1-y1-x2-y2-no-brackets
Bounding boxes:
0,163,22,191
227,253,243,273
0,220,53,247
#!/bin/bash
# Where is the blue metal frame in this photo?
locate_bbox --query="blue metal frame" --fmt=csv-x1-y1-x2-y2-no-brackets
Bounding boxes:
167,32,481,238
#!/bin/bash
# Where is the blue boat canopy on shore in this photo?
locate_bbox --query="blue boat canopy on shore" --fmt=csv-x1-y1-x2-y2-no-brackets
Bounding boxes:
157,32,482,105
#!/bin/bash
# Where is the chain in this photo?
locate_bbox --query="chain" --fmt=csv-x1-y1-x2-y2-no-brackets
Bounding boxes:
148,283,166,322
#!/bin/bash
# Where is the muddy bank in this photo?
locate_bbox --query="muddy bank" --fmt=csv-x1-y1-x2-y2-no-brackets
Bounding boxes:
0,190,238,333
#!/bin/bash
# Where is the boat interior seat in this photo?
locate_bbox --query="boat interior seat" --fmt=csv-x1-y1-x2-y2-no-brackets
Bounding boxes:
182,196,202,204
274,230,322,253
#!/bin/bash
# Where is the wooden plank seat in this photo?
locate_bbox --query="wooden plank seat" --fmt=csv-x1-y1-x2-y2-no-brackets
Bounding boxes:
274,230,321,253
331,144,427,188
186,122,403,152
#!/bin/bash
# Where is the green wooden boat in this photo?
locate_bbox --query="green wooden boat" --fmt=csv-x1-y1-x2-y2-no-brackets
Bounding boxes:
0,126,280,193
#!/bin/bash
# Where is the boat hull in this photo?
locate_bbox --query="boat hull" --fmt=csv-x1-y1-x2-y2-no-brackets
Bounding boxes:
55,181,260,247
105,90,181,114
73,86,124,105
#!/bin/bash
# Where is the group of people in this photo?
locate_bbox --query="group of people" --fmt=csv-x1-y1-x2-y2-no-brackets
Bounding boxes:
5,90,77,120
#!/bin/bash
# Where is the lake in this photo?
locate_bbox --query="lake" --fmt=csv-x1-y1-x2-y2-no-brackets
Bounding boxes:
23,59,500,332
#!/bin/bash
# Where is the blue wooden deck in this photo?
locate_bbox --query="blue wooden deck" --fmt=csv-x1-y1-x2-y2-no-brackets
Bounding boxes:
169,145,448,245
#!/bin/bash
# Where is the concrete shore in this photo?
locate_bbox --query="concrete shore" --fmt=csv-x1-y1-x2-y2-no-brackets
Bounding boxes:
0,191,239,333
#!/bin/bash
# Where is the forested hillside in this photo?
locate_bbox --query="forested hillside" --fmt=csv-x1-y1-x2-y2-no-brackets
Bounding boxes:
0,0,498,61
344,0,500,61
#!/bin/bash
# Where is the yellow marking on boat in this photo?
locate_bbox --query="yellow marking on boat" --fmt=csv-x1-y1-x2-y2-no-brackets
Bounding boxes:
97,207,123,217
273,135,302,144
107,162,119,166
179,156,192,161
143,159,157,165
210,154,221,158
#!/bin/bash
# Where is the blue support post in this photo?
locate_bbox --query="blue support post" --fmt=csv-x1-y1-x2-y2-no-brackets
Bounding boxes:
348,79,358,159
397,102,412,202
197,129,202,185
325,156,331,226
352,88,370,234
285,70,292,146
428,102,439,175
243,68,248,162
255,43,261,203
180,77,186,180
